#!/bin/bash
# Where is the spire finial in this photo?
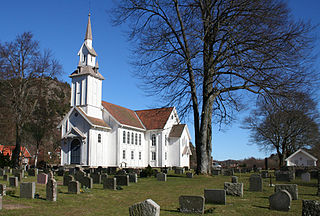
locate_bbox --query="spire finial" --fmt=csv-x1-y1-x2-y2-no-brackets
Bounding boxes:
85,13,92,41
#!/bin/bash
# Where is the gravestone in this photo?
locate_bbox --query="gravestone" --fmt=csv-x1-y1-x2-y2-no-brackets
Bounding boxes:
224,182,243,197
3,175,8,182
204,189,226,204
174,167,184,175
4,167,11,174
115,175,129,186
275,171,295,182
269,190,292,211
57,168,65,176
101,174,108,183
0,169,5,177
156,173,167,182
223,169,234,176
179,195,205,214
129,173,138,183
301,172,310,182
37,173,48,184
186,172,193,178
129,199,160,216
249,174,263,192
0,184,6,196
103,178,116,190
81,176,93,188
20,182,35,199
231,176,238,183
318,171,320,196
261,171,269,179
27,168,38,176
212,170,221,175
68,168,75,175
68,181,80,194
91,173,101,184
63,175,74,186
48,171,54,179
275,184,298,200
117,169,127,175
9,177,18,187
0,196,2,210
14,173,22,182
302,200,320,216
46,178,57,201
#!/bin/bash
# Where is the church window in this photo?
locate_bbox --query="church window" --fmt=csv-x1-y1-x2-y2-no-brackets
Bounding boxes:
91,55,93,63
123,150,126,159
139,134,141,145
98,134,101,143
75,112,78,117
127,132,130,143
83,55,86,63
165,152,167,160
135,134,137,145
139,152,141,160
131,151,134,159
165,135,167,146
151,152,156,160
152,134,156,146
123,131,126,143
131,133,134,144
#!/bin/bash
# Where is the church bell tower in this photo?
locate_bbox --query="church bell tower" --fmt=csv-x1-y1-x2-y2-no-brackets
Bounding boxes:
69,13,104,119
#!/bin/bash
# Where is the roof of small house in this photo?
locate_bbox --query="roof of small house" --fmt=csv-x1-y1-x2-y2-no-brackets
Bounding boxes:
135,107,174,130
102,101,145,129
285,148,318,161
0,145,31,158
169,124,186,137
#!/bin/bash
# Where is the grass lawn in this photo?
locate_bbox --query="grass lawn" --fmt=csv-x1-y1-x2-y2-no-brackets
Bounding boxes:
0,171,319,215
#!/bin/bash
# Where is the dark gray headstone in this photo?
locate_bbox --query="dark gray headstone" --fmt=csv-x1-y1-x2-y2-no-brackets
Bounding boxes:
231,176,238,183
186,172,193,178
204,189,226,204
174,167,184,175
115,175,129,186
20,182,35,199
129,173,138,183
9,177,18,187
212,169,221,175
249,174,263,192
224,182,243,197
91,173,101,184
103,178,116,190
81,176,93,188
179,195,204,214
3,175,8,182
46,178,57,201
275,184,298,200
27,168,38,176
302,200,320,216
156,173,167,182
0,169,5,177
101,174,108,183
301,172,310,182
269,190,292,211
0,184,6,196
63,175,74,186
14,173,22,182
37,173,48,184
68,181,80,194
129,199,160,216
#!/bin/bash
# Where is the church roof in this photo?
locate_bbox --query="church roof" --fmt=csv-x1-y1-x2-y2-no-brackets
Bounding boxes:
77,107,110,128
85,13,92,40
135,107,174,130
69,65,104,80
102,101,145,129
84,43,97,56
169,124,186,137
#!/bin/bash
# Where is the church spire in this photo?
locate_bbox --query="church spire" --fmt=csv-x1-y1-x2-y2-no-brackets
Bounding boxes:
85,13,93,41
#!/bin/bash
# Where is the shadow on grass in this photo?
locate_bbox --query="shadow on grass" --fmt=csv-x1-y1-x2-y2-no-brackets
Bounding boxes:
300,193,318,196
296,182,317,187
252,205,269,209
167,175,184,178
162,209,180,213
162,207,216,214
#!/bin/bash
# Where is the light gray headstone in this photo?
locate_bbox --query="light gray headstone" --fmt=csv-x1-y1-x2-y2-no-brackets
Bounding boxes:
115,175,129,186
103,178,116,190
46,178,57,201
129,173,138,183
269,190,292,211
224,182,243,197
179,195,205,214
156,173,167,182
129,199,160,216
68,181,80,194
0,196,2,210
275,184,298,200
9,177,18,187
249,174,263,192
204,189,226,204
20,182,35,199
302,200,320,216
37,173,48,184
301,172,310,182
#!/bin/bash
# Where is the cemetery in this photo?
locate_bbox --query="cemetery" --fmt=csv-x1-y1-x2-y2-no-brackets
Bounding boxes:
0,166,317,215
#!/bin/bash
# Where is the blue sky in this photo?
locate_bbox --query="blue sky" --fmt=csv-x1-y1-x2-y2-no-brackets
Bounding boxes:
1,0,320,161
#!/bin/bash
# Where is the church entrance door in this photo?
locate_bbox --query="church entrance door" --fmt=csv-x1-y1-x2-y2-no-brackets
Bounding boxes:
71,139,81,164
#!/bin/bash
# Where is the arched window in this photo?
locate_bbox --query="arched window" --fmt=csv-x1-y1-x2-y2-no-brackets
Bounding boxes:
139,134,141,145
135,133,137,145
131,132,134,144
123,131,126,143
152,134,156,146
98,134,101,143
127,132,130,144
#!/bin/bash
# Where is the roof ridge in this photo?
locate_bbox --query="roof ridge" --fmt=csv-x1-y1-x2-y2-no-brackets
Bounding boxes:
135,107,174,112
102,101,135,112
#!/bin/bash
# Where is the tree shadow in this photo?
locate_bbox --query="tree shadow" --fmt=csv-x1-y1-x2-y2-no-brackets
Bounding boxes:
161,209,179,213
252,205,269,209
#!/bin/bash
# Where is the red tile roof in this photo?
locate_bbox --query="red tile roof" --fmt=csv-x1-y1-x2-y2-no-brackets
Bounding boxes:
0,145,31,158
77,107,110,128
135,107,174,130
102,101,145,129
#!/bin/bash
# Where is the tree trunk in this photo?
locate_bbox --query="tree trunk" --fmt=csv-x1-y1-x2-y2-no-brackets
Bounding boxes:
12,123,22,168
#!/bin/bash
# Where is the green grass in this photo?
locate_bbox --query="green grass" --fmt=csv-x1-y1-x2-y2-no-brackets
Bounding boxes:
0,172,319,215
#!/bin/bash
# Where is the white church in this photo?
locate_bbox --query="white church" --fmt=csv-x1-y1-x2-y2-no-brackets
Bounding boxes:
58,14,192,168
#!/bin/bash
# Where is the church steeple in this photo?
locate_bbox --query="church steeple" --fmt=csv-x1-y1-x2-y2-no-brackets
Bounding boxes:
85,13,93,44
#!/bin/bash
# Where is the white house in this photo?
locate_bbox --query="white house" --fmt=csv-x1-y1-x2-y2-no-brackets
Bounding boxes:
58,14,192,168
285,148,318,167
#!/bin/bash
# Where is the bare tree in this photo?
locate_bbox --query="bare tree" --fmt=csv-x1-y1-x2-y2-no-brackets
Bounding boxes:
0,32,61,167
111,0,315,174
243,92,320,167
